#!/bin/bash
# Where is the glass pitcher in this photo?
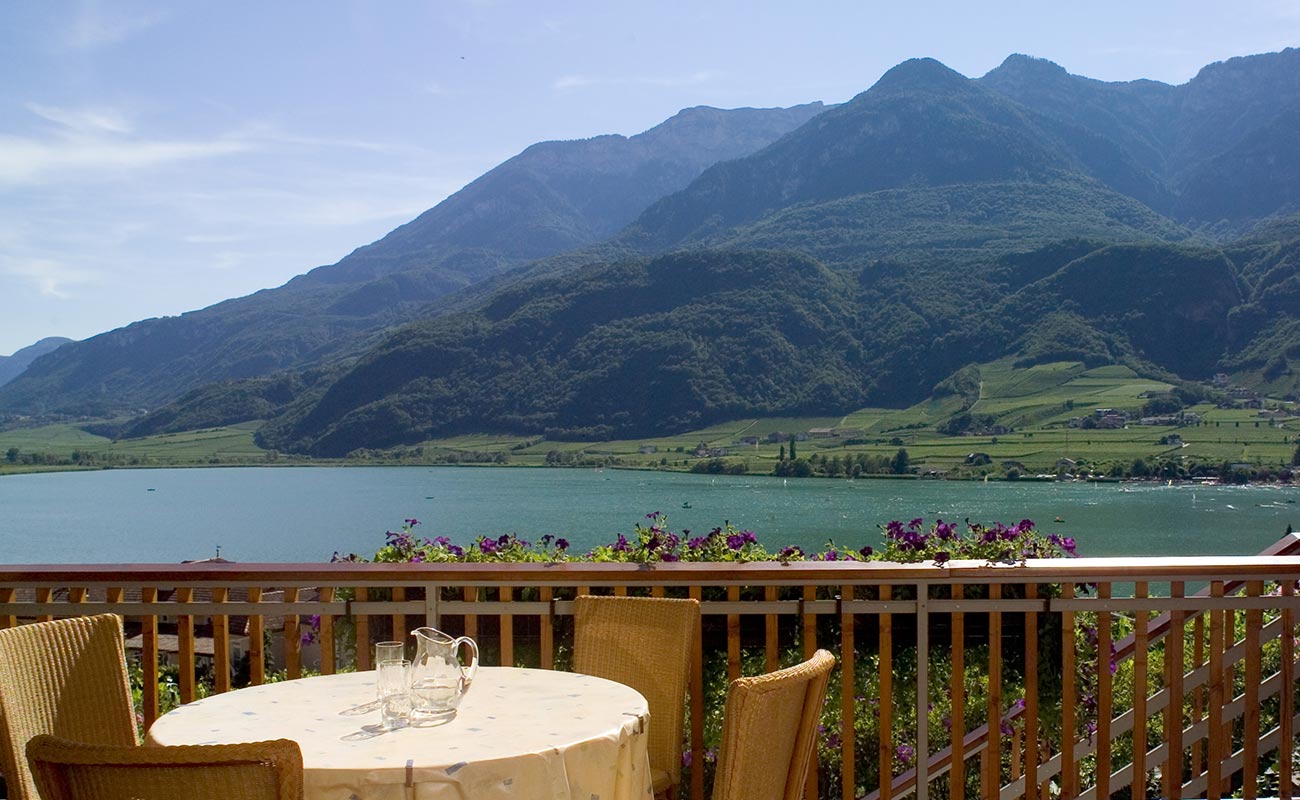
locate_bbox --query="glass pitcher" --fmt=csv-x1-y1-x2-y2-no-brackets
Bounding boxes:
409,627,479,722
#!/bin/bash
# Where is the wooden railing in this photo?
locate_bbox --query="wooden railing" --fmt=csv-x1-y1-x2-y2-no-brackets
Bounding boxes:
4,535,1300,800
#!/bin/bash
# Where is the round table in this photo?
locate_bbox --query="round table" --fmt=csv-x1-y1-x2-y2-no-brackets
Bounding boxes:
146,667,653,800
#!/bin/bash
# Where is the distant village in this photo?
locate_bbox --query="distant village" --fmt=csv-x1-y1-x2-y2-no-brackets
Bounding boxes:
642,373,1296,461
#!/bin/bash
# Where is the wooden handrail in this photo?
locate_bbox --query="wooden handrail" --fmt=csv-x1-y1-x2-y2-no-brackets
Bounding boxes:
4,537,1300,800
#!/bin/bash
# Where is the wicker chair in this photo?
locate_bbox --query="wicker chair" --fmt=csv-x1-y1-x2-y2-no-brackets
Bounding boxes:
26,735,304,800
711,649,836,800
573,594,699,799
0,614,138,800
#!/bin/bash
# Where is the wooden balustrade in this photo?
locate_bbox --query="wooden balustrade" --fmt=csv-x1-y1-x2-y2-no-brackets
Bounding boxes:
4,540,1300,800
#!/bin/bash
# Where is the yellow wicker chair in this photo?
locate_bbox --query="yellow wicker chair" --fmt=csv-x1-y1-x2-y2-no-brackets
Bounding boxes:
26,735,304,800
711,649,836,800
573,594,699,799
0,614,137,800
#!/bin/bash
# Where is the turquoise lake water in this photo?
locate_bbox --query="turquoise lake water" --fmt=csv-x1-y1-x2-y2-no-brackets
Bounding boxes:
2,466,1298,563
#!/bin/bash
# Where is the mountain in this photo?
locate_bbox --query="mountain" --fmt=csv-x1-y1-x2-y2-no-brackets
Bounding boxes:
18,48,1300,454
0,337,71,388
981,48,1300,226
619,58,1173,252
248,50,1300,456
257,240,1249,457
0,103,827,418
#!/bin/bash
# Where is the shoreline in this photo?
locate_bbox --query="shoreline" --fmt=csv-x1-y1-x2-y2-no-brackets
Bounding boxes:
3,459,1296,490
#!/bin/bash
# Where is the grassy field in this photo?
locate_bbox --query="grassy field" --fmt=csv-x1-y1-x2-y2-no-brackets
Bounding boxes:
417,360,1299,475
0,421,279,473
3,360,1296,477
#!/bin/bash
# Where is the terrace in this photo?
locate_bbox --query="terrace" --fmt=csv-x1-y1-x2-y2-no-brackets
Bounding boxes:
2,535,1299,799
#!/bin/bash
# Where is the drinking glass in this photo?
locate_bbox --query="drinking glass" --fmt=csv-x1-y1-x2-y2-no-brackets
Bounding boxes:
374,640,405,665
377,659,411,730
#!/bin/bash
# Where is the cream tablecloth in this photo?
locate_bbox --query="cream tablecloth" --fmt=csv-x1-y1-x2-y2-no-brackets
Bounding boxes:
146,667,653,800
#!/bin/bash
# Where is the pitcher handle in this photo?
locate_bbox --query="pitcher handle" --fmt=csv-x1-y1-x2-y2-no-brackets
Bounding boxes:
455,636,479,688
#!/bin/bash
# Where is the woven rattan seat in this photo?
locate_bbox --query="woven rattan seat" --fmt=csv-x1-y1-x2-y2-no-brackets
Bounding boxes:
0,615,137,800
26,735,304,800
711,649,836,800
573,594,699,799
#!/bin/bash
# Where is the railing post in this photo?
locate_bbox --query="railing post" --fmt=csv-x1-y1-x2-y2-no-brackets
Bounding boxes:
915,582,929,800
177,586,195,703
540,586,554,670
1061,582,1076,800
874,584,887,800
727,585,741,683
983,583,1001,799
841,584,857,800
141,586,160,727
1096,583,1112,800
1282,580,1295,800
1164,581,1185,800
1131,582,1147,799
247,587,264,685
355,587,371,671
1024,582,1038,800
320,586,335,675
285,587,301,680
950,583,965,800
803,583,819,800
499,586,513,667
1207,581,1224,800
212,586,231,693
424,583,440,629
0,588,14,629
689,584,705,800
1242,580,1262,800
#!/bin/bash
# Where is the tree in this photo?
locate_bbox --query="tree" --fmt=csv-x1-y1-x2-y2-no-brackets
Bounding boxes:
1291,444,1300,467
779,444,786,461
4,447,16,463
789,439,797,460
891,448,910,475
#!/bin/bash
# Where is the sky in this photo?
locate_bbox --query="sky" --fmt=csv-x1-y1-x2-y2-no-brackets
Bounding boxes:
1,1,1298,356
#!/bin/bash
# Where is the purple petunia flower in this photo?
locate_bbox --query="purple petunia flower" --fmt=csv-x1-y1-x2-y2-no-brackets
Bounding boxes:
479,538,497,554
555,538,569,551
726,534,745,550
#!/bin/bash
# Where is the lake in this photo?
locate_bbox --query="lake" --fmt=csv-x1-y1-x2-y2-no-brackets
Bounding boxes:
2,466,1299,564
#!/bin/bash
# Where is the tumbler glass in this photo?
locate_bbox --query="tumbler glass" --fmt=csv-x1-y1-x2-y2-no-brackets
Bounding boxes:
377,659,411,730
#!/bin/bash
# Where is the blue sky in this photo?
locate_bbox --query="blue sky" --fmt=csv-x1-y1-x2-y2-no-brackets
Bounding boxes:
1,1,1297,355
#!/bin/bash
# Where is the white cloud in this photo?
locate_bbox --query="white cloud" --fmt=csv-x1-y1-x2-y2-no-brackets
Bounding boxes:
552,70,723,91
182,234,248,245
3,258,99,299
0,133,254,186
26,103,134,135
64,4,168,50
553,74,597,90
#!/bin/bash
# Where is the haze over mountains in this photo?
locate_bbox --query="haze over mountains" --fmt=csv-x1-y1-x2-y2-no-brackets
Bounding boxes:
7,49,1300,457
0,102,826,415
0,338,71,388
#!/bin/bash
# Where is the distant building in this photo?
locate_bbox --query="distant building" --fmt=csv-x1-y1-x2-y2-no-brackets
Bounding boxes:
638,445,658,454
807,428,834,438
